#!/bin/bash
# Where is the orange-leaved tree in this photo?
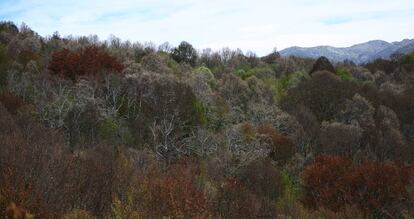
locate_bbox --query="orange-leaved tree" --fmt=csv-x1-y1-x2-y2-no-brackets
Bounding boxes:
48,46,124,81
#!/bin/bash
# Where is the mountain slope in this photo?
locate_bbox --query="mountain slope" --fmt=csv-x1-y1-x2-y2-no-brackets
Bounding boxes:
280,39,414,64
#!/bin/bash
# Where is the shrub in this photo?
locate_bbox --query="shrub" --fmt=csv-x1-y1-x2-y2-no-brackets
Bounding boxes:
215,178,266,218
137,163,210,218
236,159,284,201
63,209,96,219
98,118,120,143
195,66,215,81
212,159,284,218
257,123,295,164
0,105,70,218
0,43,9,89
302,155,414,218
0,90,24,114
337,67,353,81
5,202,33,219
236,69,254,80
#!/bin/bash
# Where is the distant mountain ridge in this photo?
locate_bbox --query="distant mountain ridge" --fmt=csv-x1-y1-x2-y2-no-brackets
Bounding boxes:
279,39,414,64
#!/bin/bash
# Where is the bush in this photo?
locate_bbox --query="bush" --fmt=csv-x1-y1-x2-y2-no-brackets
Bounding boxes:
0,90,25,114
63,209,96,219
216,178,281,218
236,159,284,200
257,123,295,164
302,155,414,218
137,163,210,218
337,67,353,81
98,118,120,143
236,68,255,80
5,202,34,219
0,43,9,89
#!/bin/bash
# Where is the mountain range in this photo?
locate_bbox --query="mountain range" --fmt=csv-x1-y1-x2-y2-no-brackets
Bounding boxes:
279,39,414,64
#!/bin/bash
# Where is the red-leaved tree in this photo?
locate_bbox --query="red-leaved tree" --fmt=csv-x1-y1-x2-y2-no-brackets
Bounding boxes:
48,46,124,81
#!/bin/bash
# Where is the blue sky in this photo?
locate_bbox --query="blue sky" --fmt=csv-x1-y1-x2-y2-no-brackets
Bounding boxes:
1,0,413,55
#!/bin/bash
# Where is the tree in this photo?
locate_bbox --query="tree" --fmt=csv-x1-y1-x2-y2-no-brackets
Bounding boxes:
261,48,280,64
310,56,335,74
48,46,124,81
318,122,362,156
282,71,356,121
171,41,198,66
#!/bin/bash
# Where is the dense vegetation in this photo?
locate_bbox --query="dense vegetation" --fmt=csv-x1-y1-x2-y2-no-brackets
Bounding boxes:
1,21,414,218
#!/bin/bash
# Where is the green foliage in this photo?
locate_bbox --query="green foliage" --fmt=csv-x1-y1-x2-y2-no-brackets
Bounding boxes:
235,65,277,80
409,52,414,62
276,170,301,216
195,66,216,88
0,44,8,89
249,65,276,79
193,100,207,126
0,21,19,34
0,44,7,64
264,71,308,102
63,209,96,219
171,41,198,66
336,67,353,81
98,118,120,142
406,52,414,63
111,196,141,219
281,71,356,121
195,66,215,80
235,69,253,80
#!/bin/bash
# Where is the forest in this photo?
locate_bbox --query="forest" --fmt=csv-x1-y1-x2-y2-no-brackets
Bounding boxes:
1,21,414,218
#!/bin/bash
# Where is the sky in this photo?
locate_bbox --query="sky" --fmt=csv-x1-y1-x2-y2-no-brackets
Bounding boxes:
0,0,413,55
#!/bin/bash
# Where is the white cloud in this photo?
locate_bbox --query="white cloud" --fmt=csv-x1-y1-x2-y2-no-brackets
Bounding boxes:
1,0,413,55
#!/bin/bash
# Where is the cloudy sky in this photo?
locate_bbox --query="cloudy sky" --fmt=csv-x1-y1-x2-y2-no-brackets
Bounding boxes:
0,0,413,55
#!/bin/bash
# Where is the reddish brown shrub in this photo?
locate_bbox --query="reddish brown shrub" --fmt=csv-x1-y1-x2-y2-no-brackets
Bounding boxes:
5,202,30,219
214,159,283,218
0,105,71,219
0,90,24,114
257,123,295,164
138,163,210,218
215,178,266,218
48,46,124,81
302,155,414,217
240,122,256,142
236,159,284,201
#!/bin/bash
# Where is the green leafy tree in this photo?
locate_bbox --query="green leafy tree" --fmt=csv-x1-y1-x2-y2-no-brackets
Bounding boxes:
171,41,198,66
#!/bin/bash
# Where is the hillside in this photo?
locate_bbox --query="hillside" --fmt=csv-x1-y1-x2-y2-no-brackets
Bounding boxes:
280,39,414,63
1,21,414,219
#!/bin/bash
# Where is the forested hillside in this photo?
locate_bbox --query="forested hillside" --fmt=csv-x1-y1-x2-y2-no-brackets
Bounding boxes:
1,21,414,218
